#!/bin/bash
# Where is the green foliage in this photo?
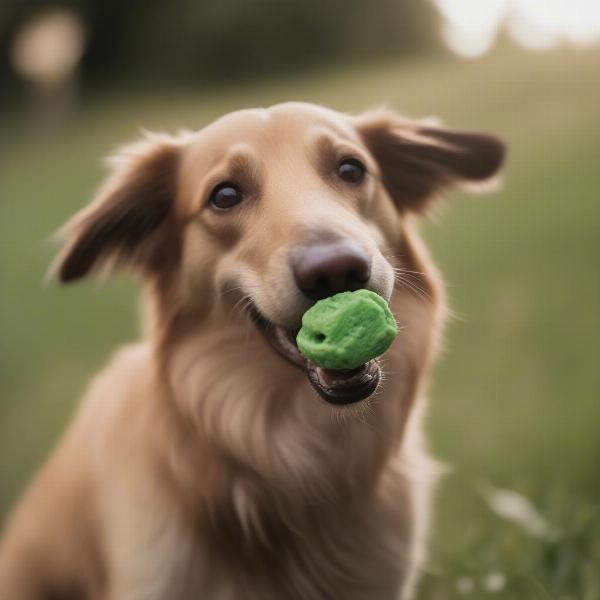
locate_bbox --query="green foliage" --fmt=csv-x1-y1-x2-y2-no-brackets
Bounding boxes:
0,0,439,85
1,47,599,597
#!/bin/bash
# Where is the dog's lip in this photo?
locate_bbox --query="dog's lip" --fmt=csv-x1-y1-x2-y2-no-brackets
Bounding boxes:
247,303,380,405
307,361,380,405
247,304,306,369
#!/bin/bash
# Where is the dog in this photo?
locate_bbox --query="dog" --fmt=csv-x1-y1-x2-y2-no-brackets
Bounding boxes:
0,102,505,599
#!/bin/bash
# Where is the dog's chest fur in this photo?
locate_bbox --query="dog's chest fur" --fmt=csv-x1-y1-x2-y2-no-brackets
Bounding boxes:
97,333,423,600
106,453,414,600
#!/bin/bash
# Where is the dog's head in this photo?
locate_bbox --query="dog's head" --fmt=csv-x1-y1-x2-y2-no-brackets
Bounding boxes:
54,102,505,405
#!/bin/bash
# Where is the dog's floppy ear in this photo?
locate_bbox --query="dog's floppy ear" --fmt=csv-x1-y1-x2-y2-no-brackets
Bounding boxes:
356,110,506,214
53,134,182,283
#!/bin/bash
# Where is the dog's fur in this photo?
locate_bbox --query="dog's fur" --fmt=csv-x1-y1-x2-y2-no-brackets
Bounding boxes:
0,103,504,600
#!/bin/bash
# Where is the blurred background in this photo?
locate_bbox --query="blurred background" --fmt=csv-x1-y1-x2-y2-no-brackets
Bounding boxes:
1,1,599,597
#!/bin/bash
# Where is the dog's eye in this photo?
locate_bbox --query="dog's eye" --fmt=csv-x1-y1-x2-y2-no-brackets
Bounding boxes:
338,158,367,184
209,183,243,210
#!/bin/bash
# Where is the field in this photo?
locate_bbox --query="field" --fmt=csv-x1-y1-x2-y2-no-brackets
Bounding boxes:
1,47,599,598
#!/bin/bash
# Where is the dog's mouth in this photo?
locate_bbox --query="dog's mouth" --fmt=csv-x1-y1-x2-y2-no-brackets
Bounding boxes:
247,304,380,405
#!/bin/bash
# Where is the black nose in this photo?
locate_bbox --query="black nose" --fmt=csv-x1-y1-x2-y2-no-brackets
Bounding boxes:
291,239,371,301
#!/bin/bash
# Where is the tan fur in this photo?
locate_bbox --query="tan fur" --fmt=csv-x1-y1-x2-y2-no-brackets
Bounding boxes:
0,103,504,599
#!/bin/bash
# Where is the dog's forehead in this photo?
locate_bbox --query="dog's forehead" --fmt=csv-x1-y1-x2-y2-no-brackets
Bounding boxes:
186,103,360,158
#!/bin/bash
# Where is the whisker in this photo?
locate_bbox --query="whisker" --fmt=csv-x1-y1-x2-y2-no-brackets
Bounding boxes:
392,266,426,276
394,273,431,302
230,294,252,319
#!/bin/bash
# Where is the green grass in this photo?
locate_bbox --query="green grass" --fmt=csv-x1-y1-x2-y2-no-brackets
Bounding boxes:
1,47,599,598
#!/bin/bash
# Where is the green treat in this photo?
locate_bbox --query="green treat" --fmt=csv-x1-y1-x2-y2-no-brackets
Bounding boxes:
296,290,397,370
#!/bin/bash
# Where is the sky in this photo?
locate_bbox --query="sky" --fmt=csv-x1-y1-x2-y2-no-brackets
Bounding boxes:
433,0,600,57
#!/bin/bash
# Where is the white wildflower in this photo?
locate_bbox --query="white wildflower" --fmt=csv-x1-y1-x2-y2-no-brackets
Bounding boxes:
480,484,561,541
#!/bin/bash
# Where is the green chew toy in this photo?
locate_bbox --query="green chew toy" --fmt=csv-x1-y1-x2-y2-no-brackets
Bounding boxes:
296,290,397,370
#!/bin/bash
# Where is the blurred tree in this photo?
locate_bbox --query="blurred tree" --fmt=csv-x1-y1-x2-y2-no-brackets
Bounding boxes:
1,0,440,96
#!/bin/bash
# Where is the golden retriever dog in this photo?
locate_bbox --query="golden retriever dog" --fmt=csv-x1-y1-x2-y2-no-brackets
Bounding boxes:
0,102,504,600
